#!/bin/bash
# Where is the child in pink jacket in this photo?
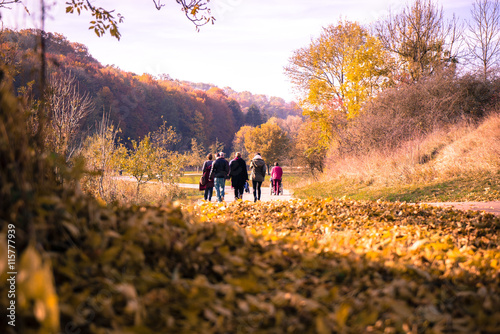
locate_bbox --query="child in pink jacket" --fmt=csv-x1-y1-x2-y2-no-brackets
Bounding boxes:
270,162,283,195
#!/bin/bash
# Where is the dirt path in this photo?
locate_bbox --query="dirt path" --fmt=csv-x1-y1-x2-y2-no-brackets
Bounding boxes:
114,176,292,202
116,176,499,214
424,202,500,215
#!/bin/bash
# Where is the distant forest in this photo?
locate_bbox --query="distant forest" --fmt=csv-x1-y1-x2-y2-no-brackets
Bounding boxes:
1,29,302,152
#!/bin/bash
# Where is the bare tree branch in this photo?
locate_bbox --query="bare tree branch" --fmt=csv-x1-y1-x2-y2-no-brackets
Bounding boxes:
46,71,94,157
466,0,500,81
62,0,214,39
374,0,459,81
152,0,165,10
0,0,22,8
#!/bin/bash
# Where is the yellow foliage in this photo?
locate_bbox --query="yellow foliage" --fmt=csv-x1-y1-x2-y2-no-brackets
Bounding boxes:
286,19,394,143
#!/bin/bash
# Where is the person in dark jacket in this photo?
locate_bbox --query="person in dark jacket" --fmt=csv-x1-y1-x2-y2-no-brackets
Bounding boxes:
199,153,215,201
209,152,230,202
229,152,249,200
250,153,266,202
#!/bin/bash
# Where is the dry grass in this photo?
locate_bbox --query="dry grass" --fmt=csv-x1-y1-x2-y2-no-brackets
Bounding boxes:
321,113,500,188
433,113,500,175
81,175,189,206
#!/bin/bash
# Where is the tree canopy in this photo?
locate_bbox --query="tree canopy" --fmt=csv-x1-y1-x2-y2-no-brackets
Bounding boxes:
285,20,393,143
244,118,290,167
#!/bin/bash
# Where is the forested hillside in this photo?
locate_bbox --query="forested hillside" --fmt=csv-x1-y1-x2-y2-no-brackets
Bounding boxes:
182,82,302,119
1,29,299,151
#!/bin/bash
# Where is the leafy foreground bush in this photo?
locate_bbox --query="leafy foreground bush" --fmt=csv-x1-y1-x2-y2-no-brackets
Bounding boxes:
1,197,499,334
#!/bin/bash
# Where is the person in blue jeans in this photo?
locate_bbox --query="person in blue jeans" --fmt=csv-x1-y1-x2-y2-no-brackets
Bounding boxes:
209,152,230,202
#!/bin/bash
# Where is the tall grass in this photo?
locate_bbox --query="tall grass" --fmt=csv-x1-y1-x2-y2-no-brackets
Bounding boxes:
81,173,193,206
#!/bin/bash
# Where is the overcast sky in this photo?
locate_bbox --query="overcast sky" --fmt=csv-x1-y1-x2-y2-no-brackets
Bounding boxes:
2,0,473,102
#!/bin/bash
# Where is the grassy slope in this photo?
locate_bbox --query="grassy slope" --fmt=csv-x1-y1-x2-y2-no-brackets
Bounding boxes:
293,171,500,202
293,114,500,203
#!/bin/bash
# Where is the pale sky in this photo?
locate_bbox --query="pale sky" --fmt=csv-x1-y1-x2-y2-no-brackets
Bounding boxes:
2,0,472,102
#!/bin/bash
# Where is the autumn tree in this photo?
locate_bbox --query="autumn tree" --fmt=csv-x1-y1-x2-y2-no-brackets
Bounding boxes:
374,0,461,82
151,118,179,152
275,115,303,140
150,119,189,187
205,87,238,151
285,20,393,145
121,134,157,196
209,138,224,155
244,118,289,170
245,103,264,126
466,0,500,81
119,119,178,196
156,150,188,189
295,120,327,175
189,137,206,171
275,115,304,167
232,125,253,161
0,28,24,79
225,88,302,119
80,112,125,202
227,98,244,129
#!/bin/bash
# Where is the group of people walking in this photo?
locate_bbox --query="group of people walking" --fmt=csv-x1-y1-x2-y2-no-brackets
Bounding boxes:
199,152,283,203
